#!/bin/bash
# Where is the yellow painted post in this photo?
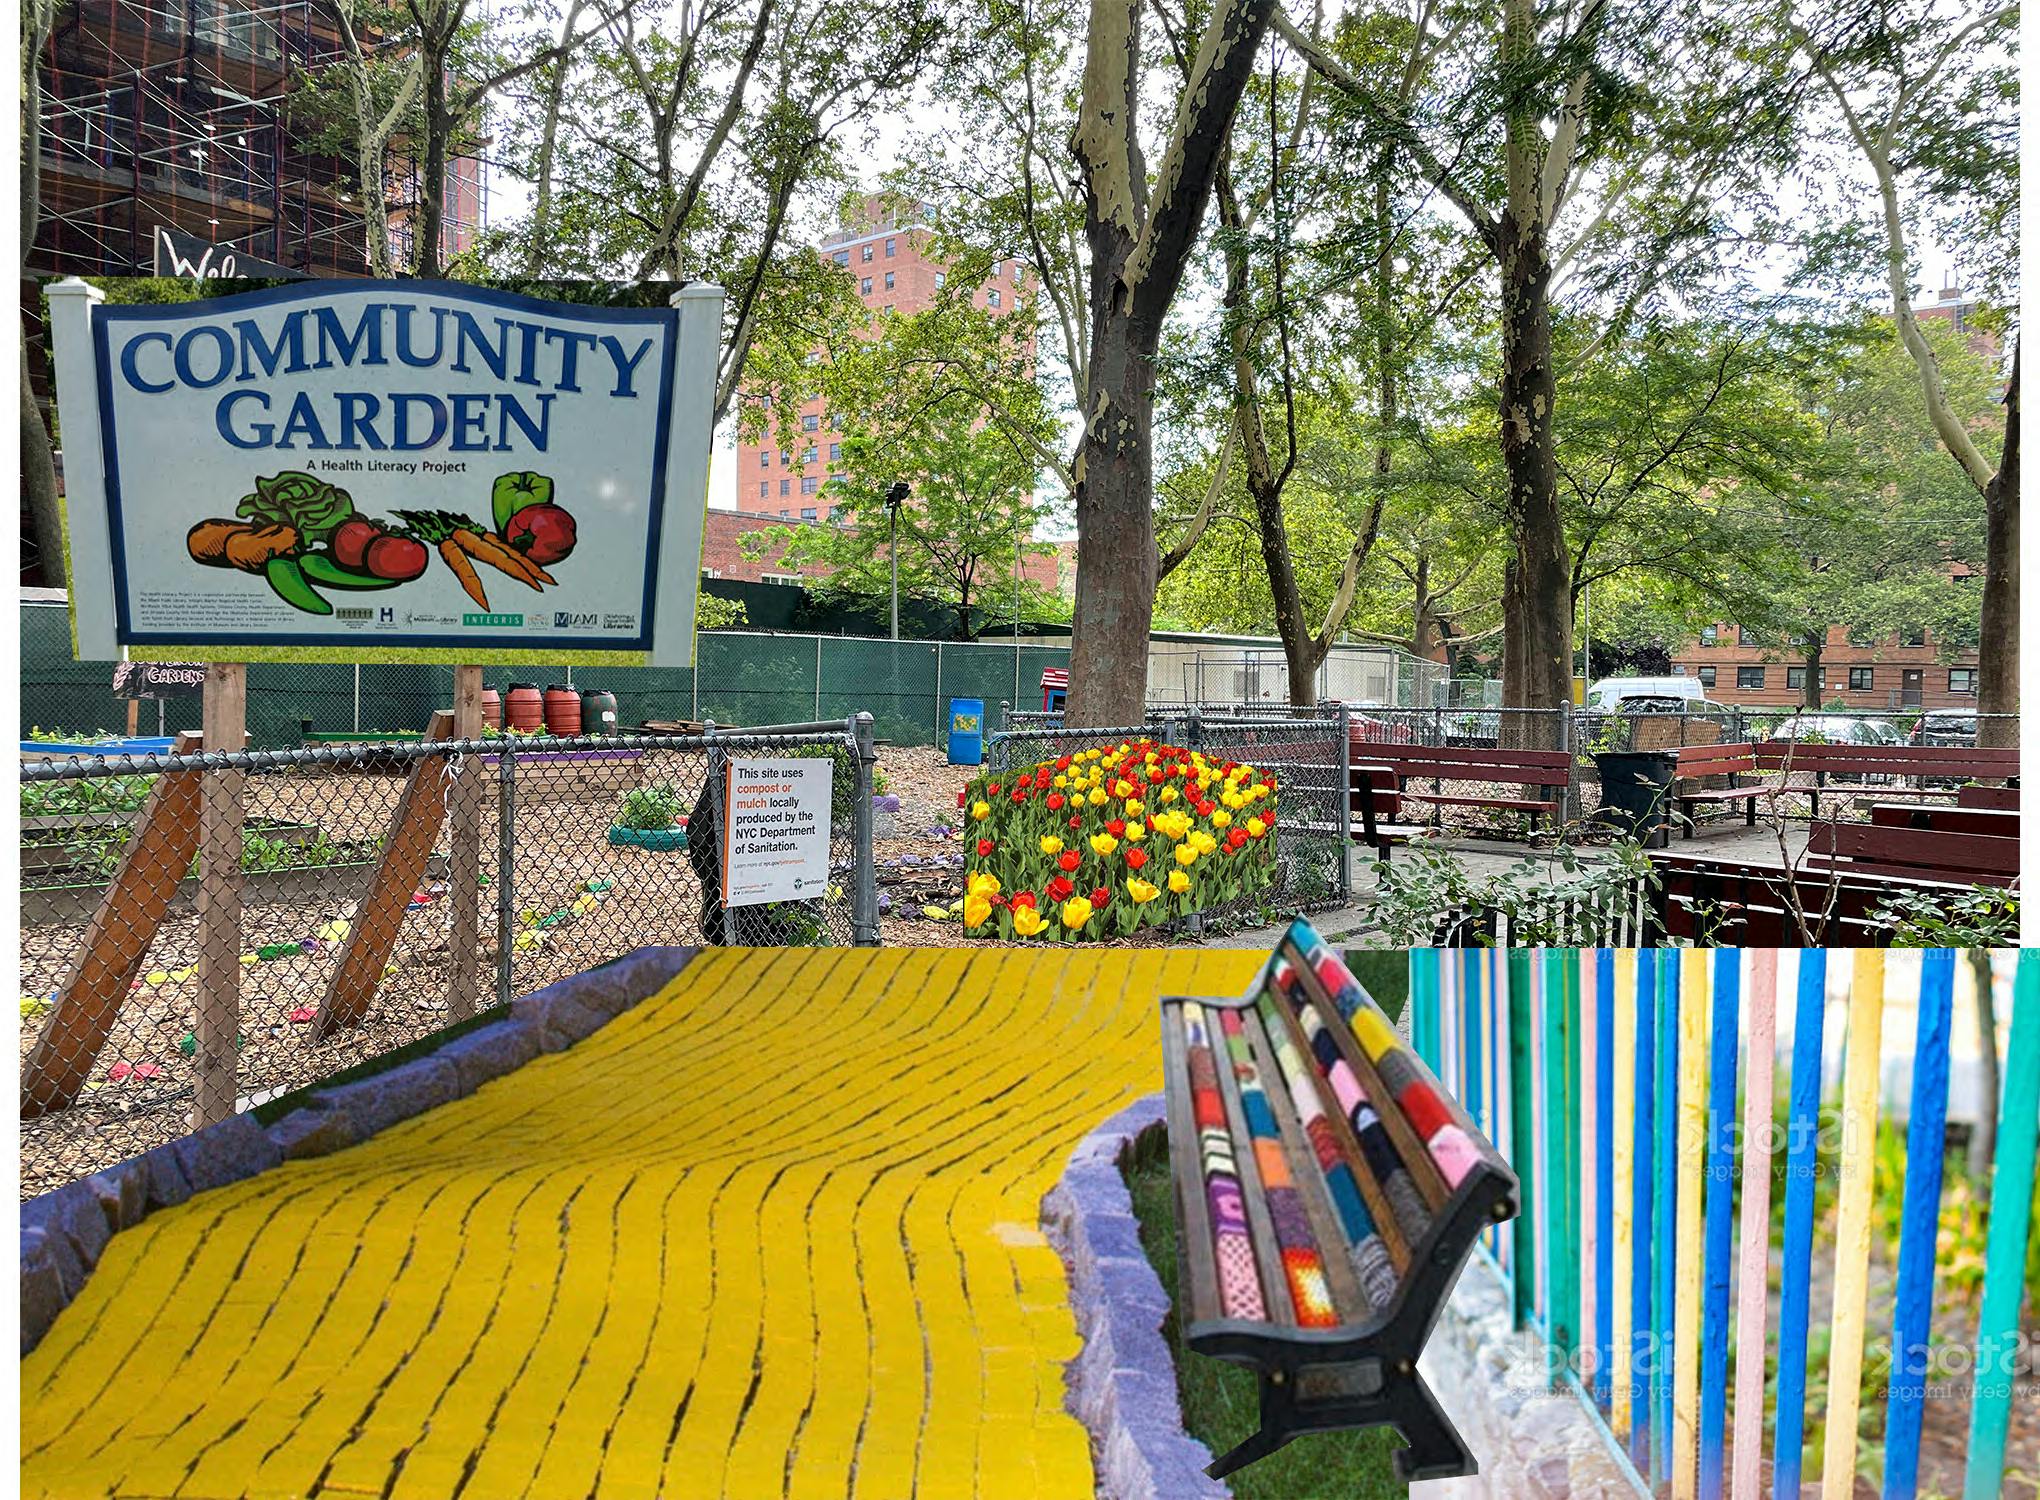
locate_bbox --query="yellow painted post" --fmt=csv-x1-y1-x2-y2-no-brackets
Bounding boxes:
1821,949,1886,1500
1672,949,1708,1498
1610,949,1637,1439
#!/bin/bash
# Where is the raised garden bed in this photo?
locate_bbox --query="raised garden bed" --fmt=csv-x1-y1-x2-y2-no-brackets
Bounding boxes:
24,849,447,927
606,825,688,852
21,817,327,878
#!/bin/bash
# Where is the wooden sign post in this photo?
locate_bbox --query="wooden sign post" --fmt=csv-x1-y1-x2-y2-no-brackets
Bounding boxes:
446,665,485,1019
194,663,246,1128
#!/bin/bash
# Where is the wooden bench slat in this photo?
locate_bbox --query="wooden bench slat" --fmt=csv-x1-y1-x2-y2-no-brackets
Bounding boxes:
1162,1005,1223,1330
1201,1002,1300,1327
1401,792,1556,813
1240,1005,1369,1319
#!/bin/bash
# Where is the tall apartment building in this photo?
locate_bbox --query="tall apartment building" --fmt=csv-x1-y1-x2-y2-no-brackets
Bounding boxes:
28,0,484,277
735,196,1032,519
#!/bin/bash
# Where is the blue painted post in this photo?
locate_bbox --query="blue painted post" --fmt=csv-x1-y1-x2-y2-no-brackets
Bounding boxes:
1595,946,1615,1411
1883,949,1955,1500
1631,949,1657,1473
1698,949,1740,1499
1774,950,1829,1500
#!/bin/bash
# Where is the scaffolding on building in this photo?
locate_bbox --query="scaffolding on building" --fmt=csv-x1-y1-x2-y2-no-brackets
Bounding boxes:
31,0,486,277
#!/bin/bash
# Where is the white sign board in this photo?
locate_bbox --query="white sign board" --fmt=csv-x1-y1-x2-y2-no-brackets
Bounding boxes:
721,757,833,908
46,278,721,665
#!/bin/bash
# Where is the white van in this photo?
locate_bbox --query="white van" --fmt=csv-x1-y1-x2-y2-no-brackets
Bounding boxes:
1585,675,1710,714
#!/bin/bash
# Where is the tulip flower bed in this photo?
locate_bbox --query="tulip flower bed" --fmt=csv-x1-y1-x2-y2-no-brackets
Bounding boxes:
956,739,1279,940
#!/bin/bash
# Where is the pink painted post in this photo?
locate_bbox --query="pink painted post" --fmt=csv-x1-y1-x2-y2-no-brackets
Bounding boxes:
1579,949,1599,1400
1731,952,1778,1497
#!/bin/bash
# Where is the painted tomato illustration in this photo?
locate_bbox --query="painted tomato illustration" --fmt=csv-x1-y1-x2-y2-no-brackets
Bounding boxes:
505,503,577,565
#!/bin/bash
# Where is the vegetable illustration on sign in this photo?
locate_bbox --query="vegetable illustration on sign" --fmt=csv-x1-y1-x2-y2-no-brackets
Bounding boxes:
185,469,577,616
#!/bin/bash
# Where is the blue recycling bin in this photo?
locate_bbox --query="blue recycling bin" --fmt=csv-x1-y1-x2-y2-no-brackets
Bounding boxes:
947,697,985,766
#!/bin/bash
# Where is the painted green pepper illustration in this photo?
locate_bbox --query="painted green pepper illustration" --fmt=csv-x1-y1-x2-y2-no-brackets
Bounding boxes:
263,557,332,615
297,554,402,590
492,471,555,533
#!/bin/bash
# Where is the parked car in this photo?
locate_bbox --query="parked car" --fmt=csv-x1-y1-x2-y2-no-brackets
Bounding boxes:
1766,713,1906,745
1912,709,1978,746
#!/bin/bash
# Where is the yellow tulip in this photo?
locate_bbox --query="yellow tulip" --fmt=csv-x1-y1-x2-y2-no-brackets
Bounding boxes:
1125,798,1144,818
1159,785,1179,803
1040,834,1064,856
963,894,992,928
971,801,991,821
1054,774,1068,788
1175,844,1199,867
1127,877,1160,904
1012,905,1048,937
1247,816,1267,837
1190,831,1217,855
1083,787,1103,807
1062,896,1094,929
1168,869,1191,894
1090,833,1119,857
1126,822,1146,842
1211,809,1232,829
967,871,1001,897
1113,779,1135,798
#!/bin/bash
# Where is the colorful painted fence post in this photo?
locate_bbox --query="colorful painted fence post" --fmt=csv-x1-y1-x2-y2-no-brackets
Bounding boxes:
1412,948,2031,1500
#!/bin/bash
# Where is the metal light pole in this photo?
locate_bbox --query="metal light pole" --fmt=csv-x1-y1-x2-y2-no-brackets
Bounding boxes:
885,481,909,640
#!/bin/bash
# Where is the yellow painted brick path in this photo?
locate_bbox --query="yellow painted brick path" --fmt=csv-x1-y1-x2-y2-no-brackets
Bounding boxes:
22,945,1264,1500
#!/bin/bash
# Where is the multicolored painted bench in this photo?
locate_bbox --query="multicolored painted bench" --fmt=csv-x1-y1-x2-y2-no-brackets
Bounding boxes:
1160,919,1518,1480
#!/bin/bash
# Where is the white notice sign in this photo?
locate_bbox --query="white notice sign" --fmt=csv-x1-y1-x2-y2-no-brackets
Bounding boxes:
721,757,833,907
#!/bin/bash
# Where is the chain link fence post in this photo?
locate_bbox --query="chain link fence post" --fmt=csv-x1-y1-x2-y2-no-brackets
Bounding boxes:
850,712,881,946
496,739,515,1009
1337,700,1352,903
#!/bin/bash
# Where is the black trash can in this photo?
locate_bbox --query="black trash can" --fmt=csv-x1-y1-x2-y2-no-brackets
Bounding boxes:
1593,750,1677,843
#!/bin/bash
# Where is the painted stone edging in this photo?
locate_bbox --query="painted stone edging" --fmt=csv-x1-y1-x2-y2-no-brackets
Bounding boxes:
1040,1093,1231,1500
20,945,698,1357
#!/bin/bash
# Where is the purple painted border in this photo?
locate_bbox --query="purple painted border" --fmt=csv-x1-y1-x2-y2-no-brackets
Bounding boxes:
1040,1093,1231,1500
20,945,698,1357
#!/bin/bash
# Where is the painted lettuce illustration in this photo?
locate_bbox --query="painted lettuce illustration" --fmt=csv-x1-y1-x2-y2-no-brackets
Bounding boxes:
186,470,578,615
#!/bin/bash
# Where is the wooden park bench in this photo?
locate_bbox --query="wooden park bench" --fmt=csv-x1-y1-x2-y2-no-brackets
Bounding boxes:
1349,764,1426,861
1664,741,1778,842
1957,782,2019,812
1801,815,2018,887
1652,846,2016,945
1161,919,1518,1480
1749,742,2017,819
1353,744,1569,836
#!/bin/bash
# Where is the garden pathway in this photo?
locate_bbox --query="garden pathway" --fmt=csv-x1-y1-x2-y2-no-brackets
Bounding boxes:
21,944,1266,1500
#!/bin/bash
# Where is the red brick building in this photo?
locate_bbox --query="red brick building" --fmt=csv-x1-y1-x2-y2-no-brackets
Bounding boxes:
735,195,1032,520
1669,620,1983,709
698,508,1063,592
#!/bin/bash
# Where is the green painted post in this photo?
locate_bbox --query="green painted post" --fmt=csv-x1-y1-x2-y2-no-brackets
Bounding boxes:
1509,946,1538,1330
1964,951,2040,1500
1543,947,1581,1379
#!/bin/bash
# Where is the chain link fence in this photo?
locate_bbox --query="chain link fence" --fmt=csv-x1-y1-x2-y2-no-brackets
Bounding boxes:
985,707,1349,922
19,719,876,1197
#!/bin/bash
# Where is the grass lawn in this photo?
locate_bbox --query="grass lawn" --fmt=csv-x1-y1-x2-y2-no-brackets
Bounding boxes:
1116,947,1411,1498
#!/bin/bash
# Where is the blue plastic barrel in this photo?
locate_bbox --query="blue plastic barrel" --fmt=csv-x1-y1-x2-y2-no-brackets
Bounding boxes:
947,698,985,766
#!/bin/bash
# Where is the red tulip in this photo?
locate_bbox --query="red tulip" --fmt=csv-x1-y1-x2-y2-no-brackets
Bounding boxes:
1068,815,1082,830
1012,890,1038,908
987,782,1001,796
1228,828,1249,849
1125,847,1148,870
1090,886,1111,908
1047,793,1065,810
1058,850,1082,873
977,838,994,857
1047,876,1074,902
1106,818,1126,836
1056,754,1073,770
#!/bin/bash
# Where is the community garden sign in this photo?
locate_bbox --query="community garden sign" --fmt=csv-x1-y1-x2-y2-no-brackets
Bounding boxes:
47,279,720,665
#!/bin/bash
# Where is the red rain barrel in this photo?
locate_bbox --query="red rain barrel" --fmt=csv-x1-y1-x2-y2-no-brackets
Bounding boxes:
543,684,582,736
481,687,502,731
505,683,544,732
